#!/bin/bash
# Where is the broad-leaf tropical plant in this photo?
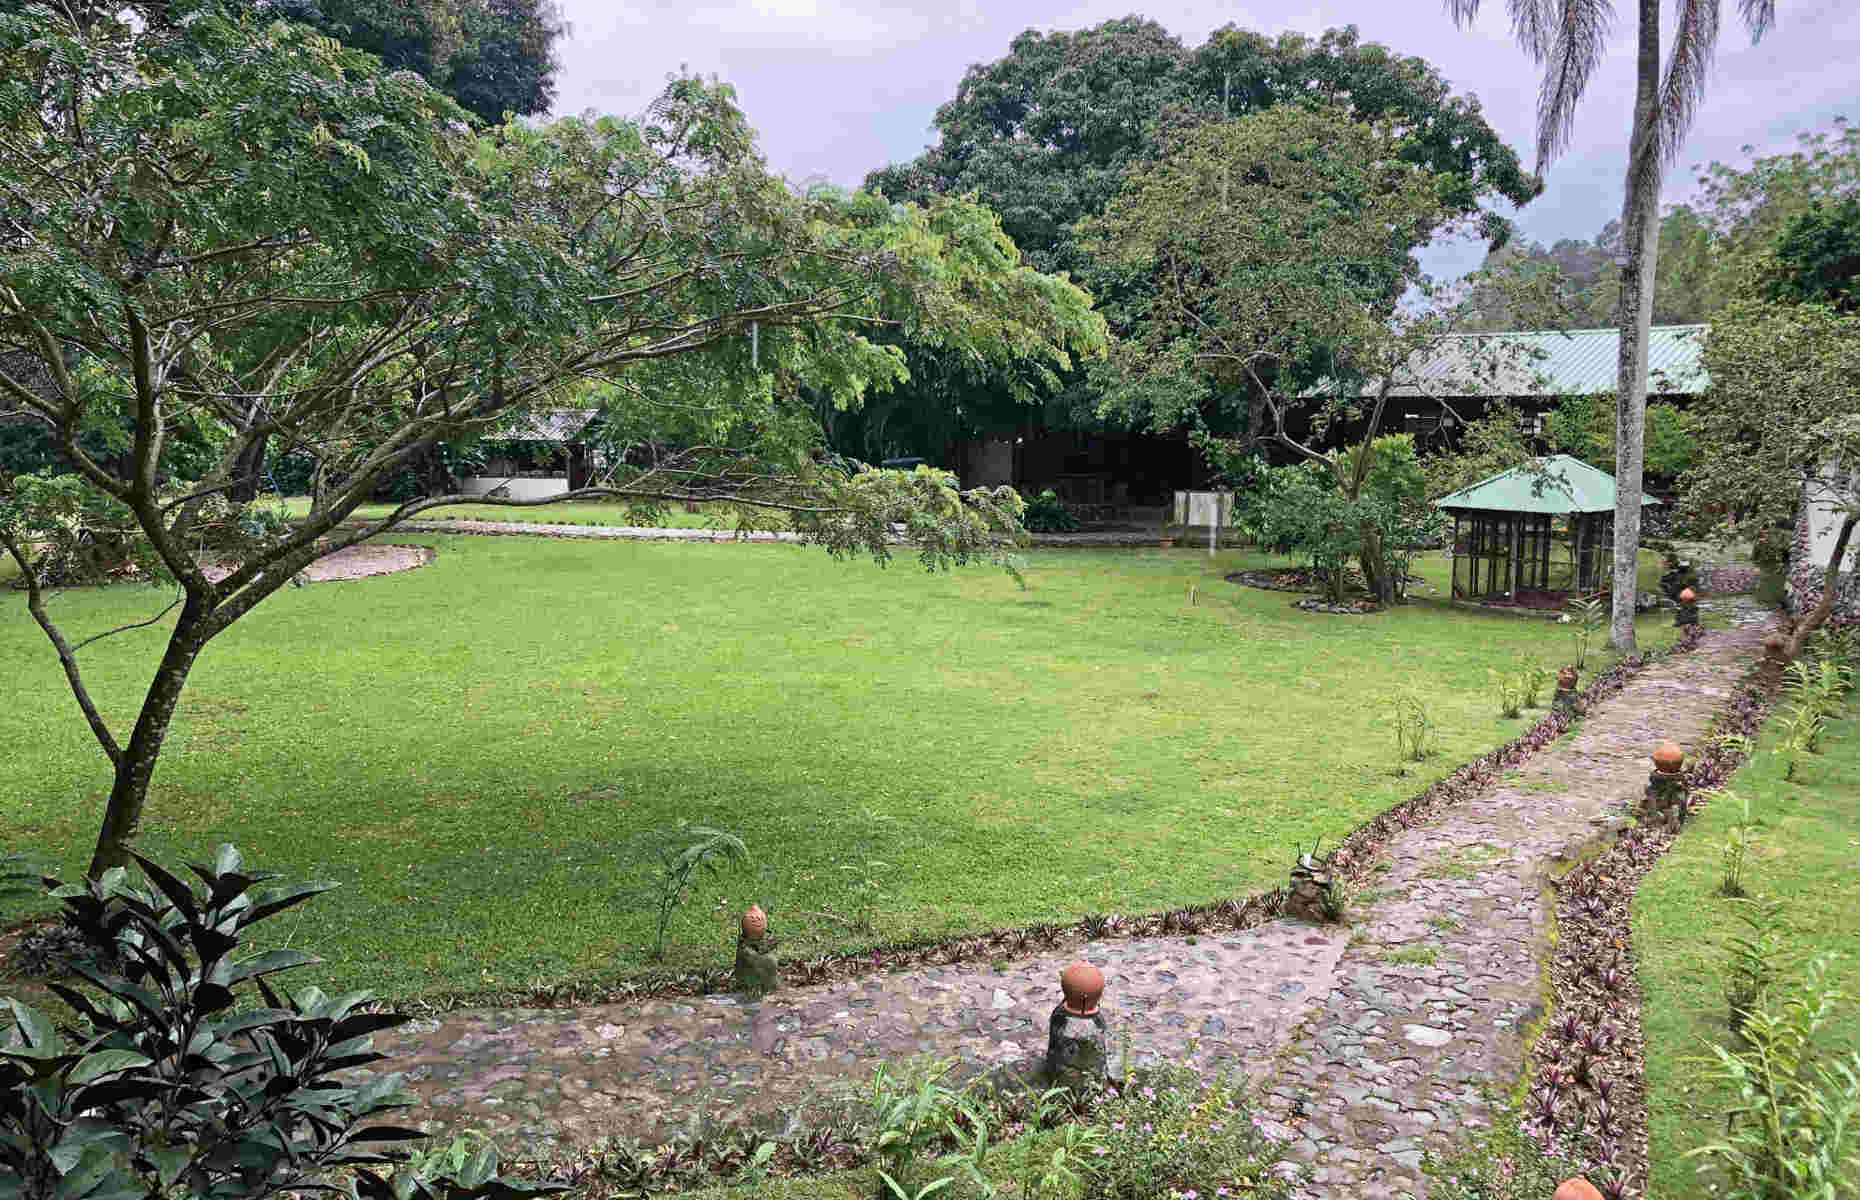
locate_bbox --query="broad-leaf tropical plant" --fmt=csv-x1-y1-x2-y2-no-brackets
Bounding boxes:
0,844,567,1200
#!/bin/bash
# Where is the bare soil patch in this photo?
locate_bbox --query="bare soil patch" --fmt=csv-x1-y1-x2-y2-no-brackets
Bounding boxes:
199,543,433,584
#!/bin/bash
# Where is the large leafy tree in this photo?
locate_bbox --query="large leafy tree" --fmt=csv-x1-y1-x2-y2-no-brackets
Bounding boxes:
0,4,1104,875
1446,0,1779,650
1082,106,1511,603
863,19,1538,451
1680,300,1859,654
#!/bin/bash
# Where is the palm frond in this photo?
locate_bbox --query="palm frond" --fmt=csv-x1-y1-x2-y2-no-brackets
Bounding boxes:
1443,0,1482,29
1508,0,1562,61
1738,0,1776,41
1657,0,1722,165
1535,0,1614,171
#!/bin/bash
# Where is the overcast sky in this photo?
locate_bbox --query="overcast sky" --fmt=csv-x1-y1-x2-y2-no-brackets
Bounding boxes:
551,1,1857,279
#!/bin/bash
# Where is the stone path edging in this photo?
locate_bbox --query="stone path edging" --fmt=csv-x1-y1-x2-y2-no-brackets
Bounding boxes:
366,600,1771,1200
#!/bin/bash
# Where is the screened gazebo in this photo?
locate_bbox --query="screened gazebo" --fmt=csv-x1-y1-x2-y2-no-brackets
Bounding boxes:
1435,456,1660,608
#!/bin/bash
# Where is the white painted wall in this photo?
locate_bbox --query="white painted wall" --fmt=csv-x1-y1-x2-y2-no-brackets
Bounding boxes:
1804,469,1856,568
457,476,570,501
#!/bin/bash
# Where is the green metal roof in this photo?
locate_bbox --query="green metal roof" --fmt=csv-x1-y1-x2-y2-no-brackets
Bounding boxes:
1433,455,1663,515
1378,325,1708,397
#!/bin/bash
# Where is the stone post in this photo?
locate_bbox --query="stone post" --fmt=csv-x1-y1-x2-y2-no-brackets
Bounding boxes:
1674,586,1700,628
733,904,780,997
1045,961,1112,1088
1285,848,1336,922
1642,743,1688,834
1759,633,1791,688
1552,666,1580,717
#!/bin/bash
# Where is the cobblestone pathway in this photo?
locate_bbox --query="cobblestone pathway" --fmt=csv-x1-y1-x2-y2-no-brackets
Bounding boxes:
372,600,1771,1196
1258,600,1771,1198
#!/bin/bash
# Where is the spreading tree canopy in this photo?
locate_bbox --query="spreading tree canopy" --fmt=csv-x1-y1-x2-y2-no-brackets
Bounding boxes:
859,19,1538,451
0,3,1105,874
1082,105,1518,603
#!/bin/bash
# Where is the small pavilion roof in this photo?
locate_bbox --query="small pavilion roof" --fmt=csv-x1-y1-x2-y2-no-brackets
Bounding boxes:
1433,455,1662,516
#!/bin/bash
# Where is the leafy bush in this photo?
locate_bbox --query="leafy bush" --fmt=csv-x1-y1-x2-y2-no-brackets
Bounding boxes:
1020,490,1079,533
1422,1102,1577,1200
0,846,564,1200
1083,1070,1297,1199
868,1059,974,1198
1544,395,1700,481
1686,954,1860,1199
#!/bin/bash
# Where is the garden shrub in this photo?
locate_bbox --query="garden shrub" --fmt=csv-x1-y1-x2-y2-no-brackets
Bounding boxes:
0,846,564,1200
1083,1069,1297,1199
1020,489,1079,533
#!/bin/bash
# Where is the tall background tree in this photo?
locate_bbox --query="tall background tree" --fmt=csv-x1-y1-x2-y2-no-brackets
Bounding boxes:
1446,0,1778,650
863,19,1538,462
1082,105,1513,603
0,3,1104,875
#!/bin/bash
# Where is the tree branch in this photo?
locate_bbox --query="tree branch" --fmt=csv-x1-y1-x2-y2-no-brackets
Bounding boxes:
0,530,123,766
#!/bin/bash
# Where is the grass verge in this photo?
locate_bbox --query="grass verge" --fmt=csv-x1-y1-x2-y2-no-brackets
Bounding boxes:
1633,694,1860,1198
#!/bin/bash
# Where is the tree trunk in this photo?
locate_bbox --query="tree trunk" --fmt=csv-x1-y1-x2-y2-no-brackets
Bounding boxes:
227,433,270,503
1359,525,1393,606
87,602,211,876
1785,514,1857,658
1609,0,1663,651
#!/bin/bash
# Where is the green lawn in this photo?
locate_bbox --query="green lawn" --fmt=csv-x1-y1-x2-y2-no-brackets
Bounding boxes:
2,537,1678,1004
1634,693,1860,1198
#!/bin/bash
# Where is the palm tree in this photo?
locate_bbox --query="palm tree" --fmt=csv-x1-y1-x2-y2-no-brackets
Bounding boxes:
1447,0,1776,649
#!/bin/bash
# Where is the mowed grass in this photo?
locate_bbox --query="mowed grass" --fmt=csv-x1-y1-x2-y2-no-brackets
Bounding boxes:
2,537,1677,1003
1634,693,1860,1199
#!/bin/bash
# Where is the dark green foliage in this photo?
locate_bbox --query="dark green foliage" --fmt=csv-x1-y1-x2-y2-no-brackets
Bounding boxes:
0,845,567,1200
1019,489,1079,533
1764,196,1860,312
862,18,1535,442
264,0,565,125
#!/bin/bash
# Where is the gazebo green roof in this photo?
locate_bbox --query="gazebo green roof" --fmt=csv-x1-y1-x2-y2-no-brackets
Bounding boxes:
1433,455,1662,516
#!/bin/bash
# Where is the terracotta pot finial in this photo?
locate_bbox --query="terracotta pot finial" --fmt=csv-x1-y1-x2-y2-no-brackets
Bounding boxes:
1059,961,1105,1016
1652,742,1684,774
1557,666,1579,689
1678,586,1697,605
741,904,768,941
1553,1179,1605,1200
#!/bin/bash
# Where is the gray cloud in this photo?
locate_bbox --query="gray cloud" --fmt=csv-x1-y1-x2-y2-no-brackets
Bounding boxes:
553,1,1857,277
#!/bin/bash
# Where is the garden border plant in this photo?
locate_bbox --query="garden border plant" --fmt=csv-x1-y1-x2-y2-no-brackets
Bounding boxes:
1525,653,1778,1199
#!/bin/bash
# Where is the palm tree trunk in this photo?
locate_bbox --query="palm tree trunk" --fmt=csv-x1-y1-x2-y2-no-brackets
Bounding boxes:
1609,0,1664,652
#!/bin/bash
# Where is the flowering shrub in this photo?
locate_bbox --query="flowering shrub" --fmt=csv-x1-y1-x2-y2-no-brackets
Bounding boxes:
1083,1069,1297,1199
